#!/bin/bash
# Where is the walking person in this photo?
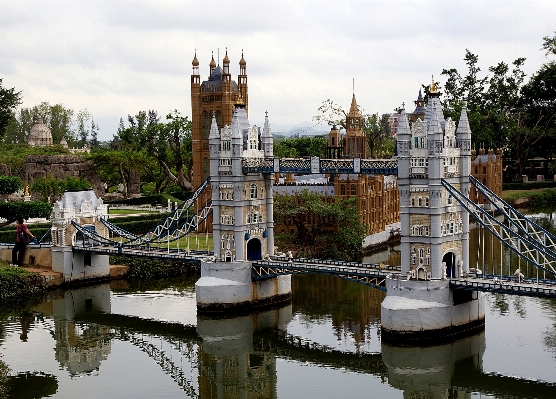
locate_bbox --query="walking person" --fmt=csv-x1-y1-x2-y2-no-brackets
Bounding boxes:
11,217,34,267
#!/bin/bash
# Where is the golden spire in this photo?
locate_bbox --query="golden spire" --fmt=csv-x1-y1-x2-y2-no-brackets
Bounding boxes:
430,74,438,94
223,47,230,64
239,49,246,66
210,51,216,69
235,94,245,105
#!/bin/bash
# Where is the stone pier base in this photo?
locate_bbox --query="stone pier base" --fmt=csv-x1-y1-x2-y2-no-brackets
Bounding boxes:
196,259,292,313
381,275,485,344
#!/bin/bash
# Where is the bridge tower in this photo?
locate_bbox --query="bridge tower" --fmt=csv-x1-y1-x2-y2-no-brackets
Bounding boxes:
195,105,291,312
50,190,110,283
381,78,484,342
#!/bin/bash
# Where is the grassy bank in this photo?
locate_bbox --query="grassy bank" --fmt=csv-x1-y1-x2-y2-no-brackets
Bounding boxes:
0,263,48,304
502,188,556,208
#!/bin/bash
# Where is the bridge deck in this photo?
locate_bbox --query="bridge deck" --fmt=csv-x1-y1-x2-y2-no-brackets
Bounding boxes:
451,275,556,298
69,246,556,298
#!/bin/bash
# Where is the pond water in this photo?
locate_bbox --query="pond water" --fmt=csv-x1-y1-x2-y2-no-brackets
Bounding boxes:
1,220,556,398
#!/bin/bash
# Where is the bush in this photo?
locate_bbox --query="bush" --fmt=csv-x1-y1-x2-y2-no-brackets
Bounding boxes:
104,195,166,206
31,176,91,201
110,256,199,280
0,201,52,221
0,176,21,195
503,180,556,191
0,267,48,303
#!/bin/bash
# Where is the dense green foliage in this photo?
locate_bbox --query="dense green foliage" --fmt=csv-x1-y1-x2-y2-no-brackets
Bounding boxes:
0,355,8,399
109,256,199,280
273,135,327,158
0,79,22,141
0,201,51,222
437,42,556,177
104,194,167,206
503,188,556,208
0,267,48,303
0,176,21,195
30,175,91,201
503,180,556,191
274,190,367,261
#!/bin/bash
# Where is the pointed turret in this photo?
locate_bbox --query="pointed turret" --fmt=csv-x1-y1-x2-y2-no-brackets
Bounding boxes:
424,75,445,130
261,111,273,158
456,102,472,155
209,112,219,140
222,47,231,79
397,109,411,156
209,52,216,76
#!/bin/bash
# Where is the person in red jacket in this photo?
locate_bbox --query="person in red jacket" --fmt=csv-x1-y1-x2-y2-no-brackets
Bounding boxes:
11,217,34,267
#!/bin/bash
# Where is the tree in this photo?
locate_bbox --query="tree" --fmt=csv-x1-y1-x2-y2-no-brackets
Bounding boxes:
542,31,556,57
76,109,91,147
364,113,392,158
274,190,366,261
118,110,194,191
4,102,76,145
314,99,394,159
0,79,22,140
274,136,326,158
90,118,99,149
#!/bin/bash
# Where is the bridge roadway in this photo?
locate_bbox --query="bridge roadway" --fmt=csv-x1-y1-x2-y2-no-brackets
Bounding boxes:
73,245,556,297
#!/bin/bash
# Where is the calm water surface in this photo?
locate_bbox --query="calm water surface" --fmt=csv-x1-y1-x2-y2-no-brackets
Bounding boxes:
1,224,556,398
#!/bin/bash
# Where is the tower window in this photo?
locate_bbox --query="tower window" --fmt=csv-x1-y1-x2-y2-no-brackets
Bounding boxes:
250,184,258,199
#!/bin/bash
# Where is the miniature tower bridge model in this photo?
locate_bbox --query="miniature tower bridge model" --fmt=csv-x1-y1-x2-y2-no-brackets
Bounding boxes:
195,104,291,311
381,79,484,340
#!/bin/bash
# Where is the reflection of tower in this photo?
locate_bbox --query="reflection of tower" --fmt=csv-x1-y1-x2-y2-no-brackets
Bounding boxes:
381,77,484,342
382,332,485,398
37,284,113,375
197,306,291,398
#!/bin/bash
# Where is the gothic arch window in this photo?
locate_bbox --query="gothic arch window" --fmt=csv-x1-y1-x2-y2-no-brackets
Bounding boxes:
202,157,210,179
250,184,258,199
215,110,222,127
202,111,210,139
475,166,478,174
483,166,487,174
411,197,415,206
418,197,422,207
340,185,345,195
419,248,424,264
351,185,356,195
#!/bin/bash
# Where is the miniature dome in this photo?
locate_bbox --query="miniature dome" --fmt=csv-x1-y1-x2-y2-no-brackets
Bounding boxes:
239,51,246,66
223,49,230,64
209,55,216,69
28,117,53,147
192,51,199,67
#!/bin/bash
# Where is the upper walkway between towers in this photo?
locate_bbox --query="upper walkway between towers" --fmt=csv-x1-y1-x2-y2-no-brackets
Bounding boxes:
241,157,398,175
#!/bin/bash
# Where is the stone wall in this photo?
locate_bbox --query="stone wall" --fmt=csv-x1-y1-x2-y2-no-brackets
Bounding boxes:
0,164,10,176
25,155,103,197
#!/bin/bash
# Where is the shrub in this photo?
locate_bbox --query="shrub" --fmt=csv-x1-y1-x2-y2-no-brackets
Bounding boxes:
0,176,21,195
0,201,52,222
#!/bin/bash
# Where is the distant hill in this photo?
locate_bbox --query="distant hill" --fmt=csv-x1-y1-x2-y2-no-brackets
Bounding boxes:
256,121,331,137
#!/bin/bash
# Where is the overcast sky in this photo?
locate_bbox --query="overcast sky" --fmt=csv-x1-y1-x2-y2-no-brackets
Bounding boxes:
1,0,555,140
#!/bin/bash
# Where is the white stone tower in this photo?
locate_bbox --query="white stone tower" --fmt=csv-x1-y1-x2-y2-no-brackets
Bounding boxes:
195,105,291,312
381,78,484,343
50,190,110,282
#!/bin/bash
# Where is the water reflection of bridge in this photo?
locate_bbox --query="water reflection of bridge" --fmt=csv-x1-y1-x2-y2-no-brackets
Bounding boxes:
28,284,556,399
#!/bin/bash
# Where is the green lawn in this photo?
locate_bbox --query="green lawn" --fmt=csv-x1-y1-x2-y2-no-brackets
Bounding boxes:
108,209,159,215
119,233,214,252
